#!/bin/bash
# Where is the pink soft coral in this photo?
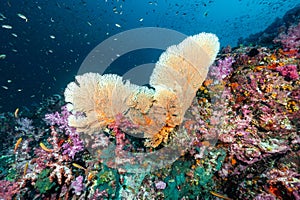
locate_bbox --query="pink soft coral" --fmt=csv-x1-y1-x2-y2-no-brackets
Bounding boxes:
0,180,19,200
276,64,299,80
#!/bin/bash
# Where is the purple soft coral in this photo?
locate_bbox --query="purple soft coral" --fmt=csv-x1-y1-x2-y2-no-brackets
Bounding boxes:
209,56,235,81
71,175,84,195
155,181,167,190
45,105,84,159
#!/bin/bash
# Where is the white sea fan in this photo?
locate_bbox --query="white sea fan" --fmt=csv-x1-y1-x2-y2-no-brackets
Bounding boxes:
64,32,220,147
150,32,220,119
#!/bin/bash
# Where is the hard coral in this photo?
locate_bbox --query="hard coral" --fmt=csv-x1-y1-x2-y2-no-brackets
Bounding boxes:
15,117,34,135
48,163,73,185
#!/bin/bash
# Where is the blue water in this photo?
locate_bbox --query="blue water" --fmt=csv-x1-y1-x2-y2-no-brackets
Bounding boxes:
0,0,299,112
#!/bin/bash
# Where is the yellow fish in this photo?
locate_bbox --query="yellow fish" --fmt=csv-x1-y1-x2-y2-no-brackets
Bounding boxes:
23,162,29,176
72,163,87,171
210,191,232,200
39,142,53,152
14,108,19,118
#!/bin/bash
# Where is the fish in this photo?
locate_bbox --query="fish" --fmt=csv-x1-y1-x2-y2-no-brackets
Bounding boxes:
11,33,18,37
14,138,22,153
39,142,53,152
49,35,55,39
14,108,19,118
1,86,8,90
23,162,29,176
0,13,6,19
87,172,95,181
17,13,28,22
210,191,232,200
115,23,121,28
0,54,6,59
72,163,87,171
1,24,12,29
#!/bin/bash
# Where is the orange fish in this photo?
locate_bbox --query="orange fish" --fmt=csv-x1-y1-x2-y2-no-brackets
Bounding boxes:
14,137,22,153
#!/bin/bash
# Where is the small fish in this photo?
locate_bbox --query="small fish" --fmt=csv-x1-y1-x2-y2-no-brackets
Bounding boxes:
11,33,18,37
87,21,92,26
49,35,55,39
0,54,6,59
0,13,6,19
39,142,53,152
14,138,22,153
1,86,8,90
139,18,144,22
17,13,28,22
2,24,12,29
23,162,29,176
87,172,95,181
56,2,61,8
210,191,232,200
14,108,19,118
115,23,121,28
72,163,87,171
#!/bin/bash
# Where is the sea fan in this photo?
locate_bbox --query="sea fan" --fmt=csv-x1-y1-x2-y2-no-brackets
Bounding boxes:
64,32,220,147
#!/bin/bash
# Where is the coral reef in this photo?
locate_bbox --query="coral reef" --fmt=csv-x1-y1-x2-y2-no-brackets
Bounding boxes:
0,21,299,200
